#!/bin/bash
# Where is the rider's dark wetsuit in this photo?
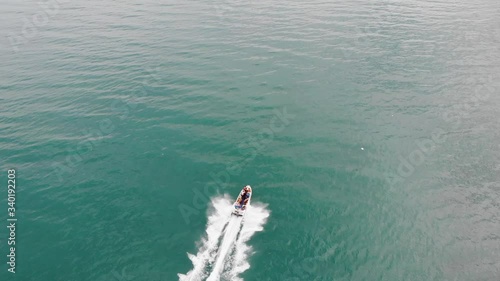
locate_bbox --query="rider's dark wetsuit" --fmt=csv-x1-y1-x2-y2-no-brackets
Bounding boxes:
240,191,250,206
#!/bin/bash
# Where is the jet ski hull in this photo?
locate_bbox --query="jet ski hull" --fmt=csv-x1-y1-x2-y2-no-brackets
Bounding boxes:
232,208,245,216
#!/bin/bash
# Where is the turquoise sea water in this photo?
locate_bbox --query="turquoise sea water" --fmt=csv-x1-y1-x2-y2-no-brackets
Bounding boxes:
1,0,499,280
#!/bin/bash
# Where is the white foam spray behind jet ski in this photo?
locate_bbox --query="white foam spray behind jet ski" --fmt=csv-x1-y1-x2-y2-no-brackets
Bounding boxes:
178,195,269,281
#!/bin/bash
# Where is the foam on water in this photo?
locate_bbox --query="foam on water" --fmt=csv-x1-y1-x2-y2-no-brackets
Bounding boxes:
178,195,269,281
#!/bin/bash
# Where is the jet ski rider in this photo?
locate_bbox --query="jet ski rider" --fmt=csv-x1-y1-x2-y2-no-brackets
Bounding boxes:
238,185,252,209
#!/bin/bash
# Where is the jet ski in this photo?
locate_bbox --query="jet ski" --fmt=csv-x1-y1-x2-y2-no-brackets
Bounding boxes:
232,185,252,216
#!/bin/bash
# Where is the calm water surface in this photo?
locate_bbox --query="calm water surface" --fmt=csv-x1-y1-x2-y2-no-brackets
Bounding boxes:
0,0,499,280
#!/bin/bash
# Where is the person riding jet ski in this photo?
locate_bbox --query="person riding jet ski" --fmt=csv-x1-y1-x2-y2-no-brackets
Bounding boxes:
236,185,252,210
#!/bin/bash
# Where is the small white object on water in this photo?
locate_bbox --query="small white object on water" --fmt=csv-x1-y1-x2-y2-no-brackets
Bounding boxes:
361,147,364,150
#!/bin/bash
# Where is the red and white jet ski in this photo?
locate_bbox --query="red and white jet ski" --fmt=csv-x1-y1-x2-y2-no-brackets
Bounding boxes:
232,185,252,216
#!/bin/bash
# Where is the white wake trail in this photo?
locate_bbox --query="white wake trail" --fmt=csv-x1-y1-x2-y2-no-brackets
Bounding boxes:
178,195,269,281
206,214,242,281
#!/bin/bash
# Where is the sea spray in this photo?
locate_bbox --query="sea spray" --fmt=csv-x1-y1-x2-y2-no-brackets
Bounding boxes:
206,215,242,281
228,202,269,281
178,196,233,281
179,196,269,281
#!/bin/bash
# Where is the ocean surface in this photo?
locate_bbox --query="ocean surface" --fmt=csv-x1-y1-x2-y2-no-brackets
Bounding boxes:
1,0,499,280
